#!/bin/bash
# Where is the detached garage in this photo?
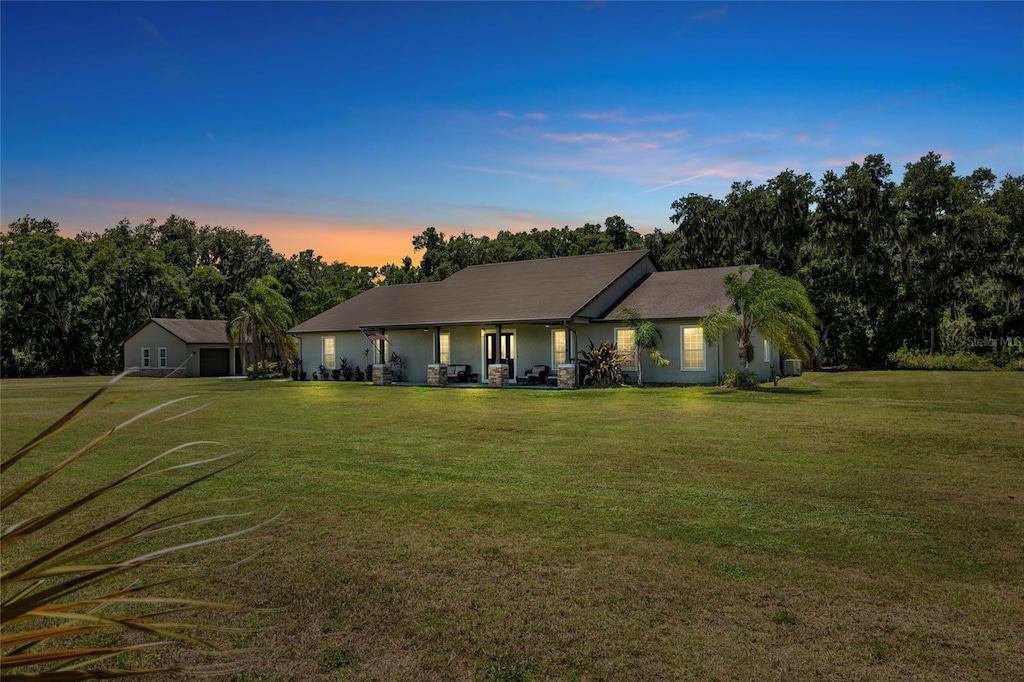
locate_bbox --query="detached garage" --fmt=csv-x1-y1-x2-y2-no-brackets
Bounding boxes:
122,318,243,378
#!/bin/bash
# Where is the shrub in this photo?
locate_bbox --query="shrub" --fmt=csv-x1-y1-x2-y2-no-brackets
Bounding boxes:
388,352,406,382
939,314,976,355
365,365,373,382
888,347,995,371
247,360,283,379
331,368,342,381
722,368,760,390
353,366,364,382
578,339,627,388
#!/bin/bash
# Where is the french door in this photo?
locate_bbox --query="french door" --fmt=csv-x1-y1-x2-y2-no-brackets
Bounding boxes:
484,332,515,378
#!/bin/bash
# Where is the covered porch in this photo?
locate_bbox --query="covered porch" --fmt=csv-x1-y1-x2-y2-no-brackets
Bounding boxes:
359,320,581,388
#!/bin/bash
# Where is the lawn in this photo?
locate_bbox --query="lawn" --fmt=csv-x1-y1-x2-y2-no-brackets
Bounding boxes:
2,372,1022,680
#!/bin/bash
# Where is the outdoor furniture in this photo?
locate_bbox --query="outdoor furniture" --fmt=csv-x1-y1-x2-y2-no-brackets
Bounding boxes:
516,364,550,385
446,364,471,383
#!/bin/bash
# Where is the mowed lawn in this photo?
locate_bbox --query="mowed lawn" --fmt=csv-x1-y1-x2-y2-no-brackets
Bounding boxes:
2,372,1022,680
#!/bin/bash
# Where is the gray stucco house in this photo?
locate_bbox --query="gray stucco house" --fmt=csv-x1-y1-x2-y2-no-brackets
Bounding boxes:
122,318,243,377
290,250,786,387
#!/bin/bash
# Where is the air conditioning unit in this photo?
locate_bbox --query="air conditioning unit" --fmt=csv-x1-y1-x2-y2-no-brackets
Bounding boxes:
783,359,803,376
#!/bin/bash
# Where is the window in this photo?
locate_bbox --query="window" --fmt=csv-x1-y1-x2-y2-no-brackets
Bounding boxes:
439,332,450,365
552,329,568,366
764,339,772,364
681,326,705,371
141,348,150,368
615,328,636,369
158,347,167,368
322,336,336,368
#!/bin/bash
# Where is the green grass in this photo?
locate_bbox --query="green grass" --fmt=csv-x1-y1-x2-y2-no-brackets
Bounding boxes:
2,372,1022,680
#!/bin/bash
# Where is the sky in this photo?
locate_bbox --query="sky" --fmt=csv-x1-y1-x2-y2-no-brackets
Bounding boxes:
2,1,1022,266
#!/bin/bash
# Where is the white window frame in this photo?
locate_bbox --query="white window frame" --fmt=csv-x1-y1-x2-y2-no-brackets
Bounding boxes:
158,347,167,368
141,347,150,368
680,326,706,371
764,339,772,364
322,336,336,369
552,329,568,367
438,332,451,365
615,327,636,370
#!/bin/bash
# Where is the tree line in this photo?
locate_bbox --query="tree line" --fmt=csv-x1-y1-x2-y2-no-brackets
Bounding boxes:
2,152,1020,376
400,153,1023,368
0,217,377,376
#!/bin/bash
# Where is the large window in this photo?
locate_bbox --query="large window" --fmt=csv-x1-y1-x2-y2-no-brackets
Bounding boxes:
322,336,336,368
764,339,772,364
141,348,150,368
615,328,636,369
439,332,450,365
158,347,167,368
681,326,705,371
552,329,568,366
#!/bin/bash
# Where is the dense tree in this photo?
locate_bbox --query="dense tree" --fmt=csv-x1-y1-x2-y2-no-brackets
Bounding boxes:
1,217,92,375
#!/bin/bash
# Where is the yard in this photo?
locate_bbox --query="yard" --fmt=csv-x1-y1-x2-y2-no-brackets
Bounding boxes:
2,372,1022,680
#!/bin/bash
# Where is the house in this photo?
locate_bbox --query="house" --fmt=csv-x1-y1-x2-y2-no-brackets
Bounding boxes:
122,318,244,377
290,250,784,386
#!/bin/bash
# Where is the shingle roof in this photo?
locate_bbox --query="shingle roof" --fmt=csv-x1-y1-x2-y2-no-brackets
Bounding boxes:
291,250,651,332
599,266,747,321
151,318,231,344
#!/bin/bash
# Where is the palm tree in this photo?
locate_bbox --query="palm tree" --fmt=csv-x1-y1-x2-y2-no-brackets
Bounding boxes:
617,306,670,386
700,267,819,370
226,276,296,378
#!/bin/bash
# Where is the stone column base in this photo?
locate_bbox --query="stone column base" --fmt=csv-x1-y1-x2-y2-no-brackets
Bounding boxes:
557,363,577,389
487,364,509,388
372,364,393,385
427,363,448,387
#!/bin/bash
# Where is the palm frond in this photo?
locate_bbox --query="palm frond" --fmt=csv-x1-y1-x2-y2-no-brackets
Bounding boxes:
1,379,274,678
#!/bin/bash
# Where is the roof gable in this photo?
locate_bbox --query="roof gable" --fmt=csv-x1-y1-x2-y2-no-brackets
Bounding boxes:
598,266,748,321
150,318,231,344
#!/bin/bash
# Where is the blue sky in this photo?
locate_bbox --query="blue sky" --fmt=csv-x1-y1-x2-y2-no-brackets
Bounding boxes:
3,1,1022,265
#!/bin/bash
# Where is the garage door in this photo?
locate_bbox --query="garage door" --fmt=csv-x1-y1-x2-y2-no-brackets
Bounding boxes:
199,349,230,377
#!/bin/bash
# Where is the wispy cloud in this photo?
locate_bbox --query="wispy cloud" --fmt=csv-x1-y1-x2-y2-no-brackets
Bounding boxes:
496,110,548,121
638,172,715,195
543,129,689,152
703,130,781,146
573,110,697,124
820,156,867,168
448,164,570,184
689,7,729,22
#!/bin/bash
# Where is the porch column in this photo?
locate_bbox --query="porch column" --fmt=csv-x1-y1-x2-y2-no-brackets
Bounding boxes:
378,328,386,364
564,321,572,364
489,322,508,387
428,326,447,387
